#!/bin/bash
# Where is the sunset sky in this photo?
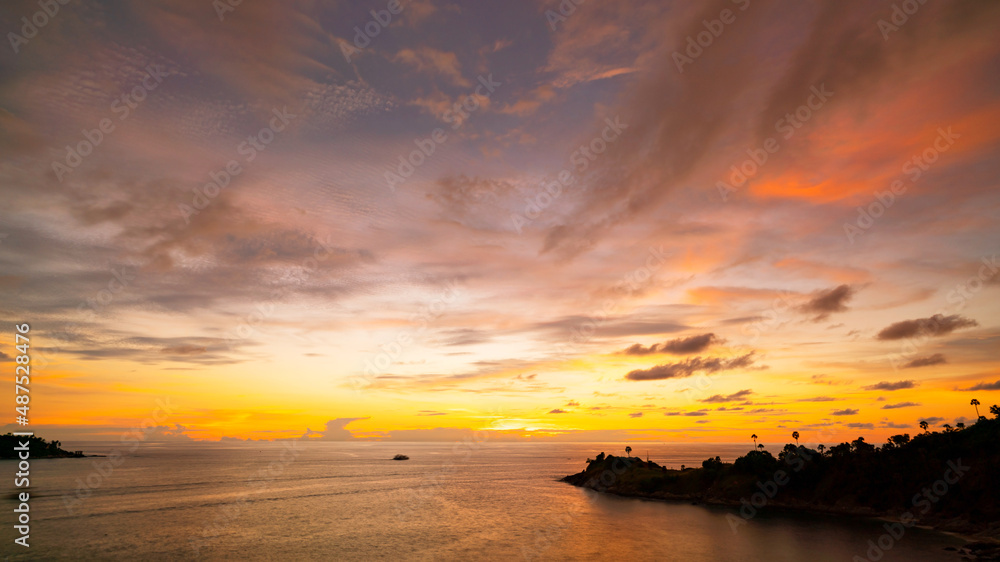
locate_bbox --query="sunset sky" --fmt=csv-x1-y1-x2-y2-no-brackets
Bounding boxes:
1,0,998,445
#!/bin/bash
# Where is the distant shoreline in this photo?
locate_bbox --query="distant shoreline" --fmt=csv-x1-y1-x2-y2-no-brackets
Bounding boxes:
0,434,95,460
0,452,96,459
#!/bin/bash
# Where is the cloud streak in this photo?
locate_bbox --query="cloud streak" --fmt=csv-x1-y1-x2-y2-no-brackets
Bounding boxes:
700,389,753,403
863,380,917,391
902,354,946,369
625,352,756,381
882,402,920,410
963,380,1000,391
797,284,855,321
876,315,978,341
832,409,859,416
621,333,722,355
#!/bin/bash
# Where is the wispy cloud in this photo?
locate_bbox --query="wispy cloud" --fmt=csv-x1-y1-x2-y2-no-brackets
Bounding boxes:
876,315,978,341
797,284,855,321
621,333,722,355
625,352,756,381
700,389,753,403
393,46,471,87
963,380,1000,391
863,380,917,391
832,409,859,416
881,402,920,410
902,354,946,369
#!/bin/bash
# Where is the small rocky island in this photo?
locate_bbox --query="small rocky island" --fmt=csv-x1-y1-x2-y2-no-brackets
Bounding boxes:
563,411,1000,551
1,433,85,458
392,454,409,460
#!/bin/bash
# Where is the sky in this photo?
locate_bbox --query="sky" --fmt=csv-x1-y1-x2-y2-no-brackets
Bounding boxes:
1,0,999,446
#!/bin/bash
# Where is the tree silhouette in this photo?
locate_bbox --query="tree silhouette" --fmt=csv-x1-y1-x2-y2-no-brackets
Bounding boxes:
757,444,764,452
919,420,929,432
991,404,1000,418
971,398,981,420
817,444,825,455
888,434,910,447
943,424,953,432
625,446,632,457
851,436,874,453
751,434,758,450
956,422,965,429
792,431,800,446
883,434,908,452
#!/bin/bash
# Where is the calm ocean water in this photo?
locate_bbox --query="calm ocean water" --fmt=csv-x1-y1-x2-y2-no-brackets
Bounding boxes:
2,441,966,560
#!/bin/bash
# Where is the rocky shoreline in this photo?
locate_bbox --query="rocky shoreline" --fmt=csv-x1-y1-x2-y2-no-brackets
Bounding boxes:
0,434,89,459
562,452,1000,559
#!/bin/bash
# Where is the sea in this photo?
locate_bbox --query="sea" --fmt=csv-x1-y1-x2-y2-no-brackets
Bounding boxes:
1,441,967,560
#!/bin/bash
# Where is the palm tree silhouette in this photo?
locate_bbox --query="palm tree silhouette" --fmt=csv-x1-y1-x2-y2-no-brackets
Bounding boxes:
991,404,1000,418
919,420,929,432
971,398,981,419
792,431,800,446
625,446,632,457
751,434,758,450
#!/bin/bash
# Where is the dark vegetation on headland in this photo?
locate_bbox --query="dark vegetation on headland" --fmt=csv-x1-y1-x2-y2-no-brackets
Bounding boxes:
0,434,84,458
563,407,1000,539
